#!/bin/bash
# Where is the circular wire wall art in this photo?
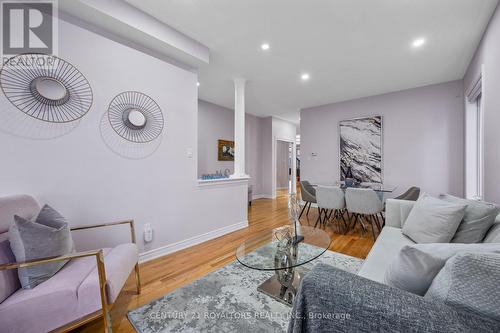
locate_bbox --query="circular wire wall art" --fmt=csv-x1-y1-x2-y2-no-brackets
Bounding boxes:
0,53,93,123
107,91,164,143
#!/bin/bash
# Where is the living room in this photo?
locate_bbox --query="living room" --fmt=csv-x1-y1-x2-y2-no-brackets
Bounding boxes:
1,1,500,332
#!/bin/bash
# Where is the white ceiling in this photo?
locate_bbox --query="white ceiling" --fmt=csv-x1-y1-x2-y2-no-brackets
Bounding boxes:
125,0,499,123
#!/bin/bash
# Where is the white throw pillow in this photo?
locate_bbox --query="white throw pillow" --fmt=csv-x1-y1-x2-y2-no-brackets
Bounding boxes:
439,194,499,243
402,194,466,243
384,243,500,295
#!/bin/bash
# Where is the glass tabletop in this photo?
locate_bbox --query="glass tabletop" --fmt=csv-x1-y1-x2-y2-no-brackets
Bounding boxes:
236,225,331,271
313,181,396,193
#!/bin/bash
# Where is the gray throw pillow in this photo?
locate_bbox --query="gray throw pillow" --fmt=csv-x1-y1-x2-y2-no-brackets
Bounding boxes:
425,252,500,321
402,194,466,243
484,222,500,243
440,194,499,243
8,204,75,289
384,243,500,295
0,240,20,302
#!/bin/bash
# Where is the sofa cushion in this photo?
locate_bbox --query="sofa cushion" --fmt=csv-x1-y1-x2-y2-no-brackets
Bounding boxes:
9,205,75,289
425,252,500,321
0,240,20,303
77,243,138,317
399,202,414,227
484,220,500,243
384,243,500,296
402,195,466,243
0,248,111,333
385,199,416,228
440,194,499,243
357,226,415,283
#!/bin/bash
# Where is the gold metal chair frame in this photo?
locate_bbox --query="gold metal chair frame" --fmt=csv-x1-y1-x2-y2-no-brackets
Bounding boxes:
0,219,141,333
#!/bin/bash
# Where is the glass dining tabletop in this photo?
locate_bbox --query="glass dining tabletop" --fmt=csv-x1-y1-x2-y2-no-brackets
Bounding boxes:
235,225,331,271
312,181,396,193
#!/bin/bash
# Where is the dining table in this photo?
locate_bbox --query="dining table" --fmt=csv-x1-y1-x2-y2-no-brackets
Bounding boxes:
312,181,396,192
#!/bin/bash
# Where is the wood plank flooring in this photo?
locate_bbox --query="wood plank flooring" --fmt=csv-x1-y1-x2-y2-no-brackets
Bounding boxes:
75,189,374,332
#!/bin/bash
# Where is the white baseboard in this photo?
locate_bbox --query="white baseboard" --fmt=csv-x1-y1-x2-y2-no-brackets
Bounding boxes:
139,220,249,263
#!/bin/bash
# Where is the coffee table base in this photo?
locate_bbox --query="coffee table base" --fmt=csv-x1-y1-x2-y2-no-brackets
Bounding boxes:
257,271,303,306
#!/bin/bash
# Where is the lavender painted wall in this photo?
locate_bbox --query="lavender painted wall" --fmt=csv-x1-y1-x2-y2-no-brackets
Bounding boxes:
464,4,500,204
0,18,248,260
198,100,235,176
257,117,297,198
271,118,297,197
276,141,290,189
246,113,265,196
197,100,264,196
260,117,273,197
301,81,464,197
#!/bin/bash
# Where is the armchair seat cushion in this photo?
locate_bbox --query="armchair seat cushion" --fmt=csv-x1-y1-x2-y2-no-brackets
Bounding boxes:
0,243,138,333
77,243,138,317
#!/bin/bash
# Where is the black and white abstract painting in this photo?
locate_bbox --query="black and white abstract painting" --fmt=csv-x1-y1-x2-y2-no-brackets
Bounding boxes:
339,116,382,183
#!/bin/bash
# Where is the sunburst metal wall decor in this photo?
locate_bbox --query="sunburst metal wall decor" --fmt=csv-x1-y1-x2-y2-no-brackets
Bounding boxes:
107,91,164,143
0,54,93,123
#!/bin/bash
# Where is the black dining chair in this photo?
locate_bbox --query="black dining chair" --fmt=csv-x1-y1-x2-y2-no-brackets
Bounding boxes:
299,180,317,219
394,186,420,201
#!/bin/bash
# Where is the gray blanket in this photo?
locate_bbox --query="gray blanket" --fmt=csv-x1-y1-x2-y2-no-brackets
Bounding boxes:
288,264,500,333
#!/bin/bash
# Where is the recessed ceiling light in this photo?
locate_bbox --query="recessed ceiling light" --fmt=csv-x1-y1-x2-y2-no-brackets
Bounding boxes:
197,82,200,87
301,73,310,81
412,38,426,48
261,43,270,50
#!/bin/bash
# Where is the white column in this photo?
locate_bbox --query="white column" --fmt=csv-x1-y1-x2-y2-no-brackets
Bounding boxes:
231,78,249,178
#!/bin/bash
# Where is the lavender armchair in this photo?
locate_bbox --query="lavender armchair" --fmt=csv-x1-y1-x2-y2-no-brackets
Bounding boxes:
0,195,141,333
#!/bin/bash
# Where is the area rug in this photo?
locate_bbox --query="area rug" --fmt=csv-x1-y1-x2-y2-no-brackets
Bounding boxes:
128,243,364,333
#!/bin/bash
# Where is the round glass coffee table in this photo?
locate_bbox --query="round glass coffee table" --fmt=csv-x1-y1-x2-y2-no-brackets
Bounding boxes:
236,225,331,305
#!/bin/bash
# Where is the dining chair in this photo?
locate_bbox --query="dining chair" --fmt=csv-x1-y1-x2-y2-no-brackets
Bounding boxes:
394,186,420,201
299,180,317,219
315,186,348,232
345,188,384,240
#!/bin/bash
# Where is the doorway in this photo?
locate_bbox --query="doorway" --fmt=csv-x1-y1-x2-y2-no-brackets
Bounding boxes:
276,140,294,194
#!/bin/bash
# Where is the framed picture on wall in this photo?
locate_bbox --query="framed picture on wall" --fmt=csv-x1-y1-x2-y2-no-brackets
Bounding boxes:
339,116,382,183
218,139,235,161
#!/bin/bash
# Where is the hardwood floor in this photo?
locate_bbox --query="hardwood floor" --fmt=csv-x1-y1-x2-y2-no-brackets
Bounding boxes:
76,189,374,332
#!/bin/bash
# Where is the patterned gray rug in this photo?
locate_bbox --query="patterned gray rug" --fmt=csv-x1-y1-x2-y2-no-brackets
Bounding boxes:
128,243,364,333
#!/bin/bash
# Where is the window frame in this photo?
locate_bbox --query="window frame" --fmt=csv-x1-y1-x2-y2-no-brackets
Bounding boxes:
465,68,484,200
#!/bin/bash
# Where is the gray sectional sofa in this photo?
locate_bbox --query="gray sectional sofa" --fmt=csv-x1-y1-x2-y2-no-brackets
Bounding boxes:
288,199,500,333
359,199,500,282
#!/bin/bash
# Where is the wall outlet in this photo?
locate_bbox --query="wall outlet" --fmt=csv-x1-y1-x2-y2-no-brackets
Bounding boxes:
143,223,153,243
